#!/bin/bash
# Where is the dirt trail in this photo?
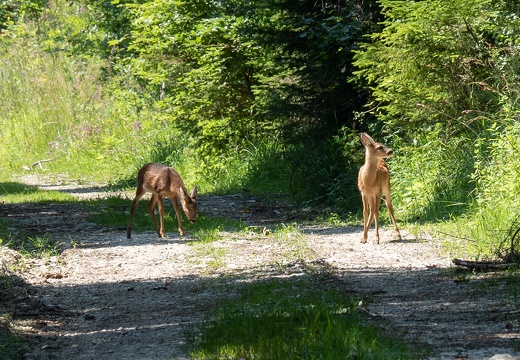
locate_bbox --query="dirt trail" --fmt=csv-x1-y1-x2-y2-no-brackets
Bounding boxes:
310,228,520,359
2,177,520,359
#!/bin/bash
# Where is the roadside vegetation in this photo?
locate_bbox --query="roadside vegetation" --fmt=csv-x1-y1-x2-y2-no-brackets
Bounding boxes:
2,0,520,358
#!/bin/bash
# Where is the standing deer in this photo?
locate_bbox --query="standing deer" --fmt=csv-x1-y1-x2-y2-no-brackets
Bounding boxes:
127,163,198,239
358,133,401,244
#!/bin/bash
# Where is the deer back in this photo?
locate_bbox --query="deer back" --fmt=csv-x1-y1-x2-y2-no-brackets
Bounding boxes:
139,163,183,197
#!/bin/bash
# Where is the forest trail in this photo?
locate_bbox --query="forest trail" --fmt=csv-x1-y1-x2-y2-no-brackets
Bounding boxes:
2,177,520,359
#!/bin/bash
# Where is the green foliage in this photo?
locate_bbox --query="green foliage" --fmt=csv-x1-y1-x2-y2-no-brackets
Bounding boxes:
0,47,78,172
0,8,189,182
0,38,132,179
446,122,520,260
81,0,136,55
122,0,264,158
0,0,381,205
352,0,520,258
353,0,520,132
3,0,520,262
188,279,415,359
246,0,375,141
107,0,380,183
473,123,520,215
390,127,475,221
0,0,45,30
317,128,363,210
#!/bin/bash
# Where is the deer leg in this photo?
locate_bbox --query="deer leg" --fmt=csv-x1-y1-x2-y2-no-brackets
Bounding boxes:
361,193,370,243
127,188,145,239
171,197,185,237
156,195,167,238
374,193,383,244
364,194,379,244
384,191,402,240
146,194,161,238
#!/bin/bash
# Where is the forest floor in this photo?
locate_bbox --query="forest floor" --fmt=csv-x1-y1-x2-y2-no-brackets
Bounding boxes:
1,176,520,359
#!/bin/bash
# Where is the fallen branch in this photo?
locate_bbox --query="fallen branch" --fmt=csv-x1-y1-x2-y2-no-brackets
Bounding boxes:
452,258,516,270
23,158,55,171
436,231,476,242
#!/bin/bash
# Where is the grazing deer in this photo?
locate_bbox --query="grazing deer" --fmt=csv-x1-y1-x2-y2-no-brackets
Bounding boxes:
127,163,198,239
358,133,401,244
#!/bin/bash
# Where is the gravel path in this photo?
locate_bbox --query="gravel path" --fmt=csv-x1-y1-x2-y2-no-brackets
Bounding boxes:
1,177,520,359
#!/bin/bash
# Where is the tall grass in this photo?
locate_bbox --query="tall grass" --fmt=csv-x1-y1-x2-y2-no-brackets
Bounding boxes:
0,0,193,183
0,45,77,173
386,121,520,261
0,37,188,183
444,123,520,260
390,126,475,222
0,34,298,195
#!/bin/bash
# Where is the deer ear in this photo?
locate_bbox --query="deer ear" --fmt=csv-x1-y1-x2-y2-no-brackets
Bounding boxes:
360,133,375,147
191,185,197,200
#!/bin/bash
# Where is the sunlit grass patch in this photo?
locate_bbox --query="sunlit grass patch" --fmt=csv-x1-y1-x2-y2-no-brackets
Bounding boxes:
186,278,416,360
0,183,72,258
88,194,248,238
192,215,248,241
0,182,77,204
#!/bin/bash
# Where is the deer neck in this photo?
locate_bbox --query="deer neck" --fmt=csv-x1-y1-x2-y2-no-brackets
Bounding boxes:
365,157,388,175
365,148,382,164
